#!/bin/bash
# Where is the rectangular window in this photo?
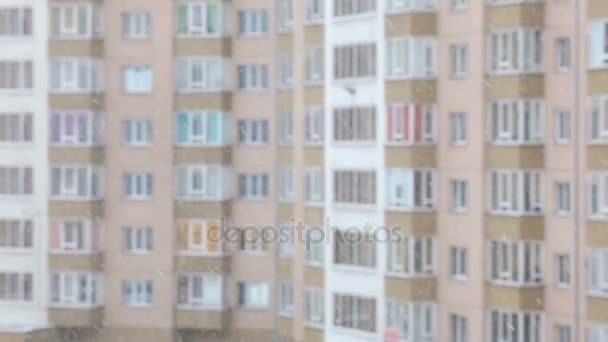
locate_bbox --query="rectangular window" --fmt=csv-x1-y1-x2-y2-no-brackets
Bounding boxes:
123,119,152,146
489,29,543,74
49,3,102,39
238,282,268,309
0,272,32,302
450,44,469,77
386,0,436,12
451,314,467,342
240,228,266,253
387,104,435,144
334,230,376,268
489,310,543,342
305,47,324,83
0,219,33,249
238,64,268,90
386,37,436,78
176,111,229,146
451,0,467,11
176,57,226,91
123,227,153,254
53,219,92,253
0,112,33,143
279,53,294,87
387,234,434,276
555,182,570,215
489,169,543,214
0,7,32,36
451,179,468,212
279,281,294,317
555,254,570,288
306,0,324,23
0,60,33,91
238,119,269,144
334,170,376,205
280,112,293,144
556,37,570,72
175,165,229,200
386,169,435,210
450,246,468,280
555,110,570,144
305,228,324,265
176,220,220,254
50,272,102,307
279,166,294,202
489,99,543,144
177,273,223,309
238,173,269,199
123,66,152,93
50,112,102,146
176,2,225,37
305,168,324,205
238,10,267,36
304,288,324,326
305,107,324,144
333,106,376,142
386,300,436,341
556,325,570,342
0,166,33,196
589,173,608,219
334,43,376,80
590,20,608,68
489,240,543,286
123,173,153,199
589,249,608,295
49,59,102,93
123,280,153,307
278,0,293,31
122,12,150,39
590,325,608,342
334,294,376,332
589,96,608,143
450,112,467,145
50,165,102,199
333,0,376,17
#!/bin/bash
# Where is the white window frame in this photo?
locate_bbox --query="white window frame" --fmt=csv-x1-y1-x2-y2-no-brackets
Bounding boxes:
555,37,570,72
279,166,294,202
386,0,437,13
334,43,377,81
123,280,153,307
0,219,33,250
489,99,544,145
0,7,33,37
123,65,152,93
238,119,269,145
305,227,324,266
387,234,435,276
58,219,91,253
50,272,102,308
555,254,570,288
238,10,268,36
123,119,152,146
238,173,269,200
237,64,268,90
49,3,102,39
304,287,324,327
305,168,324,206
590,96,608,143
0,112,33,144
305,0,324,24
450,246,468,280
489,309,543,342
176,57,226,92
488,28,543,75
176,273,223,310
176,165,228,201
450,43,469,77
122,11,151,39
0,60,33,93
333,170,377,206
489,169,543,215
555,109,570,144
555,181,570,216
589,249,608,296
489,240,543,286
238,282,269,309
0,166,33,197
0,272,33,302
451,314,467,342
123,227,153,254
451,179,468,213
385,299,436,341
450,112,467,145
305,47,324,84
279,281,294,317
123,173,153,199
305,106,324,144
176,2,226,38
49,59,102,93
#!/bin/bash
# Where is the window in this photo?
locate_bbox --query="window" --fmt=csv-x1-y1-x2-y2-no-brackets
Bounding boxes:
386,300,436,341
0,166,33,196
240,228,266,253
238,173,269,199
0,113,33,143
123,280,153,307
306,0,324,24
238,119,269,144
123,66,152,93
386,37,436,78
305,227,324,265
122,12,150,39
334,294,376,332
387,104,435,144
176,165,229,200
489,29,543,74
305,168,324,205
280,112,293,144
334,43,376,80
334,106,376,142
0,7,32,36
49,3,102,39
279,166,294,201
279,281,294,317
589,173,608,219
50,272,102,307
555,37,570,71
305,107,324,144
589,249,608,295
386,169,435,210
279,53,294,88
556,325,570,342
589,324,608,342
238,282,268,309
52,219,92,253
123,173,153,199
450,44,468,77
123,119,152,146
589,96,608,143
334,230,376,268
450,247,468,280
238,10,267,36
451,179,468,212
387,234,434,276
489,310,543,342
176,2,225,37
555,110,570,144
451,0,468,11
123,227,153,254
0,60,33,91
451,314,467,342
386,0,436,13
0,219,33,249
0,272,33,302
450,112,467,145
278,0,293,31
333,0,376,17
555,182,570,215
555,254,570,288
49,59,102,93
176,220,220,254
50,165,102,199
489,240,543,286
50,112,102,146
334,170,376,205
304,288,324,326
238,64,268,90
489,170,543,214
176,111,229,146
177,273,223,309
589,20,608,69
489,99,543,144
176,57,226,91
305,47,324,84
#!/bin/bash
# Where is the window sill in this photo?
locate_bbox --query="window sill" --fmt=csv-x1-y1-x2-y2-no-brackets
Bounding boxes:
385,141,435,147
487,211,543,217
236,88,270,93
451,275,468,282
333,77,377,87
304,20,324,27
304,261,324,268
176,251,225,257
333,203,376,212
385,272,435,280
304,202,325,209
124,303,154,309
176,197,230,202
50,250,101,256
332,12,377,24
304,80,324,87
175,88,226,94
450,208,469,215
50,36,103,41
488,280,544,288
304,141,324,147
0,248,35,255
0,142,36,148
238,305,268,312
49,90,102,95
332,326,376,341
385,206,435,213
486,70,544,77
175,143,230,148
488,141,544,146
385,8,436,16
385,74,436,81
587,290,608,298
332,141,377,148
50,143,104,148
332,264,377,276
175,33,227,39
304,322,324,330
176,304,225,311
49,197,104,202
49,304,103,309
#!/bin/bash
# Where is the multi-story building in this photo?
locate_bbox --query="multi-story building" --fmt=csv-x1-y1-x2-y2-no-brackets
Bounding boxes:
2,0,608,342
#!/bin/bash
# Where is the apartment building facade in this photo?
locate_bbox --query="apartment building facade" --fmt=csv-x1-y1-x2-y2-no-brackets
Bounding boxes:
2,0,608,342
